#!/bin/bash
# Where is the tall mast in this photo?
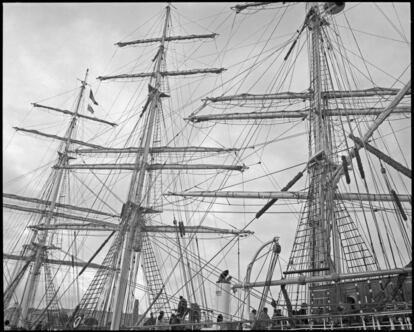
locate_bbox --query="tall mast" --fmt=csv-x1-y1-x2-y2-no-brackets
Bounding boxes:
110,5,171,330
18,69,89,328
306,3,337,277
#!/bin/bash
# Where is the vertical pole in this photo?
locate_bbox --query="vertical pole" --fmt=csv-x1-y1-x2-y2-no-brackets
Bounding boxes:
237,236,242,321
183,237,197,305
237,237,240,281
307,4,338,274
126,171,152,321
304,3,339,316
110,6,171,330
174,220,192,303
74,231,80,304
308,4,323,279
19,69,89,328
195,236,209,321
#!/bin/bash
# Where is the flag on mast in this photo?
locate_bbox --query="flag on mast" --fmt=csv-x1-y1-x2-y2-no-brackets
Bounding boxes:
87,88,99,113
87,105,95,114
89,90,99,105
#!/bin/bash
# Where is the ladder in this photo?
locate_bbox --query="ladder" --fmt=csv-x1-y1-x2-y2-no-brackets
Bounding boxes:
142,232,172,315
72,230,123,325
334,200,378,272
43,262,66,326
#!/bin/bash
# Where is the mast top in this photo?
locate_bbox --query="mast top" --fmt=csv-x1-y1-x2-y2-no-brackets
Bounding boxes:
81,68,89,86
78,68,90,87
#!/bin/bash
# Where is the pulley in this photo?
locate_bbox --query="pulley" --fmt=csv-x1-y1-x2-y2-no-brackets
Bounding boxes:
178,221,186,237
324,2,345,15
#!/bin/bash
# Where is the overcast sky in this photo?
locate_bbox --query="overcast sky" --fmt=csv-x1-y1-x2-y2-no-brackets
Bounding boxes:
4,2,410,201
3,2,411,314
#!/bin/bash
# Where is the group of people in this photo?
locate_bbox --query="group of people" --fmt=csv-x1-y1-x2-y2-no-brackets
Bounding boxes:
143,310,182,330
143,296,189,330
249,307,272,329
4,320,47,331
3,320,52,331
248,300,311,329
141,294,284,330
248,299,286,330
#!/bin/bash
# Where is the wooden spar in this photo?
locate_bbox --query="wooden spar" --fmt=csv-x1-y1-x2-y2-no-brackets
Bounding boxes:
146,225,253,235
255,171,304,219
3,253,115,271
362,81,411,142
78,231,116,276
206,92,308,102
232,2,272,13
186,106,410,122
331,80,412,186
204,87,411,102
232,267,412,289
32,103,117,127
3,193,119,217
166,190,412,202
13,127,104,149
115,33,218,47
30,223,254,235
54,163,248,172
4,203,119,227
70,146,241,154
349,134,412,179
30,223,119,231
97,68,225,81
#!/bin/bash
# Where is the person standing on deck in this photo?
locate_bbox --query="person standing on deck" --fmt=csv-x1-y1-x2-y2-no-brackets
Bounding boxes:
255,307,271,330
169,313,181,330
177,295,188,319
248,309,257,328
249,309,257,321
4,320,12,331
270,298,283,329
216,314,223,330
271,308,283,329
144,312,156,329
155,311,168,330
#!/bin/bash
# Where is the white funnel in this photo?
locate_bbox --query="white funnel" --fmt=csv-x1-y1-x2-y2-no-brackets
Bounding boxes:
216,282,231,321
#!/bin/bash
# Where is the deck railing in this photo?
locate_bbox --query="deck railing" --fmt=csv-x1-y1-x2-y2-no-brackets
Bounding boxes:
116,308,412,330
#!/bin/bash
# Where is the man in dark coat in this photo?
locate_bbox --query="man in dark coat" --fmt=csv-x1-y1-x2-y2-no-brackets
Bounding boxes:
143,312,156,326
177,296,188,318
